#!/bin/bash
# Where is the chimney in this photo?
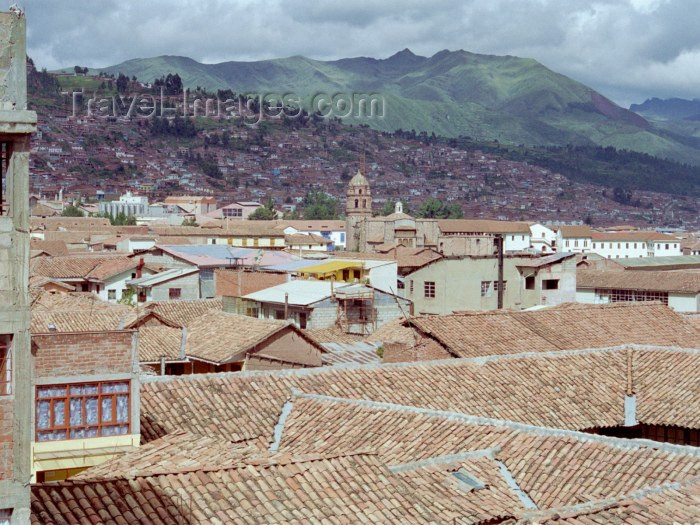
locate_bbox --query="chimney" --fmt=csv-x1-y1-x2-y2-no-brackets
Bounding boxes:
136,256,144,279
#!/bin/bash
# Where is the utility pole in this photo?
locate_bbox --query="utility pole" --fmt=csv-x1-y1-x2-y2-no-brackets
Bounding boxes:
496,234,504,310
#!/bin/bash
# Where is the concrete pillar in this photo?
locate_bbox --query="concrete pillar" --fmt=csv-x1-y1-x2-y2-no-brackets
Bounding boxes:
0,9,38,523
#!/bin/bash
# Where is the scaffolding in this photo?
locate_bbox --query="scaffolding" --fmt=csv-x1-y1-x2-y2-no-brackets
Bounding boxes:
334,285,376,336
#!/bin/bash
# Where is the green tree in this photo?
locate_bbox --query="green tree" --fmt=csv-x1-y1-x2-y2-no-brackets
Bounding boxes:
182,217,198,226
248,198,276,220
116,73,129,94
109,212,137,226
61,205,84,217
416,198,463,219
302,192,339,220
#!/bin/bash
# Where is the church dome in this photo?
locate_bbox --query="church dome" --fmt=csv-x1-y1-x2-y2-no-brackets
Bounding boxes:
348,170,369,187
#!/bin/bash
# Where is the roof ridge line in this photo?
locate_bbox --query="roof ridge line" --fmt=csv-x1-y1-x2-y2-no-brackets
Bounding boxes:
291,390,700,458
140,344,700,384
521,474,700,521
388,448,500,473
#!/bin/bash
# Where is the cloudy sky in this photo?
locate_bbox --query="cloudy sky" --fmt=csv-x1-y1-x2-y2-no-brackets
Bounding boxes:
23,0,700,107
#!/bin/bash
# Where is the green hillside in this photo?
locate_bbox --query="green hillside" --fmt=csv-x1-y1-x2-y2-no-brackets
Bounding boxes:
82,49,700,165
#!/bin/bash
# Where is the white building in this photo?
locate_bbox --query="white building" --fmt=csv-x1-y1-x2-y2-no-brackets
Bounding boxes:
591,232,682,259
576,269,700,313
556,225,592,254
279,220,346,250
557,226,681,259
98,191,150,218
529,223,557,254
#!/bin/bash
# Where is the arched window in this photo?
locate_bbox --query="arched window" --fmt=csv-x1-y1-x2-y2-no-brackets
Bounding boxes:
354,199,359,208
362,199,366,209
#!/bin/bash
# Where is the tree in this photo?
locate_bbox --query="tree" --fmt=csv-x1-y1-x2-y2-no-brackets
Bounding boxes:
116,73,129,94
61,205,84,217
182,217,198,226
109,212,137,226
248,198,276,220
416,197,463,219
302,192,339,220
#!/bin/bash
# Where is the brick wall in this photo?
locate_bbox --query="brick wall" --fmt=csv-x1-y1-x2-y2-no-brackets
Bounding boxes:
0,397,12,479
32,331,134,379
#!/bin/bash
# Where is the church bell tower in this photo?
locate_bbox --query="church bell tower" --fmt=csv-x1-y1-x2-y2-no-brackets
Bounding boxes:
345,168,372,251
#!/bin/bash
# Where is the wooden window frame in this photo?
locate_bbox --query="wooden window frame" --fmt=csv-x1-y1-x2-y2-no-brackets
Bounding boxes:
35,380,131,442
0,335,11,396
0,141,12,217
424,281,435,298
169,288,182,300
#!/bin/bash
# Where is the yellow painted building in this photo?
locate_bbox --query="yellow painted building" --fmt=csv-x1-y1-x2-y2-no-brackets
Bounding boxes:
297,261,368,283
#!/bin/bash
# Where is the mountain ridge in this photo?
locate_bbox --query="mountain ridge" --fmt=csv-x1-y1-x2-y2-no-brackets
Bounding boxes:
60,49,700,165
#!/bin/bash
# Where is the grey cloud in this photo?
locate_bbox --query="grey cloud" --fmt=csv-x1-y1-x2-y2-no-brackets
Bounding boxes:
22,0,700,106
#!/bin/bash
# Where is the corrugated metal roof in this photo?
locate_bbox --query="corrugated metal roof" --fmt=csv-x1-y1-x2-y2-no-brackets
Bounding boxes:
127,268,198,287
158,245,299,268
243,280,354,306
618,255,700,268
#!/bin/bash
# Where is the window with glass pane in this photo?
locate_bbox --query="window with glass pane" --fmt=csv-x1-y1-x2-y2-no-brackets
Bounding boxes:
0,335,11,396
35,381,130,442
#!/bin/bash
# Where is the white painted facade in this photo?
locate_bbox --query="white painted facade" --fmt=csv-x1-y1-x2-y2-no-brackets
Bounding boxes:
529,224,556,254
283,226,346,250
504,233,531,252
576,288,700,313
116,238,157,253
99,268,153,303
590,239,681,259
557,234,591,254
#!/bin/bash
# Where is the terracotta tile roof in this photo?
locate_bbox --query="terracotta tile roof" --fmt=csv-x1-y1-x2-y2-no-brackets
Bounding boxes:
591,230,679,242
74,431,262,481
303,326,366,344
143,298,223,327
558,225,593,238
31,255,136,281
279,219,346,231
34,345,700,523
278,394,700,517
184,310,320,365
29,239,68,256
32,452,439,524
393,455,524,523
30,310,135,333
139,349,632,444
416,303,700,357
520,477,700,523
28,276,76,291
138,326,184,362
364,317,419,345
285,233,333,245
578,269,700,293
510,303,700,350
30,290,129,310
30,216,111,231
